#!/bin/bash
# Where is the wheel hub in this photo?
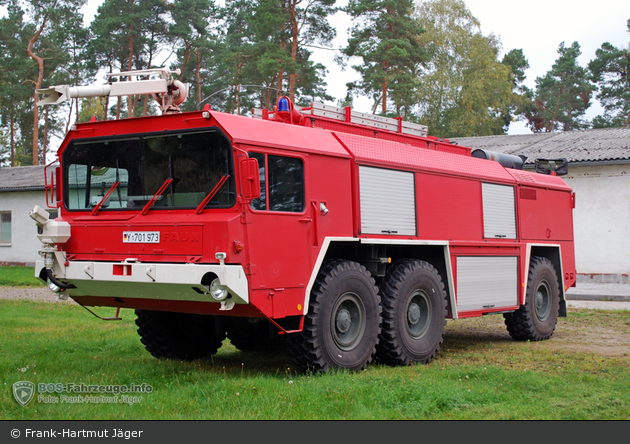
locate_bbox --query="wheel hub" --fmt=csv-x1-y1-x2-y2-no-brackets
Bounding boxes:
534,280,551,321
336,308,352,334
331,292,366,351
407,303,421,326
406,290,431,339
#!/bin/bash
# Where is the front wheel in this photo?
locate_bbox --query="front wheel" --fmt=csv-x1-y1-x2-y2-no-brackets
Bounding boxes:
376,259,447,366
135,310,226,360
287,260,381,373
504,256,560,341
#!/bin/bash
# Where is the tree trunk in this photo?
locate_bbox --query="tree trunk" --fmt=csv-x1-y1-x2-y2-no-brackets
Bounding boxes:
65,101,73,132
371,94,382,115
26,15,49,165
196,50,202,105
548,84,564,132
180,41,192,80
277,20,287,104
143,40,156,117
10,114,15,167
265,77,276,110
276,66,284,103
382,77,388,115
43,105,49,164
105,66,112,121
116,96,122,120
127,29,134,118
236,83,241,115
381,11,394,116
288,0,298,101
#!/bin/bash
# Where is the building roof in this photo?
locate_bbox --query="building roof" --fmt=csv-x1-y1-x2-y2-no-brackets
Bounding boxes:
451,126,630,165
0,166,47,191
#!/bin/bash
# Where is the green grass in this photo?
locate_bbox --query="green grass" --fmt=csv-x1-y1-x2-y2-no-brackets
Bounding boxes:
1,299,629,420
0,266,44,288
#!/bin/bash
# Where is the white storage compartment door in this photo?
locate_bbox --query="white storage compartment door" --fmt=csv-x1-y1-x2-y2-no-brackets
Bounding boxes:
359,166,416,236
456,256,518,312
482,183,516,239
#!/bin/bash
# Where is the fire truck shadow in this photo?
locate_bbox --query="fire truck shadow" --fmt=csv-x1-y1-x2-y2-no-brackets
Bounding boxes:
441,318,514,353
197,339,295,376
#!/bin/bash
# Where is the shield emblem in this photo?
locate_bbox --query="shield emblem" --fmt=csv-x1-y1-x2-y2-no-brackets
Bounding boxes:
12,381,35,407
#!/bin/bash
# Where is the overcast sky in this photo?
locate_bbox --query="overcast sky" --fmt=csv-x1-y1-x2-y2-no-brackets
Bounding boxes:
80,0,630,135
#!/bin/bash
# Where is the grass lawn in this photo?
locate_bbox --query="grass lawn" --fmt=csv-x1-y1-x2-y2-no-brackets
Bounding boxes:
0,266,44,288
2,298,629,420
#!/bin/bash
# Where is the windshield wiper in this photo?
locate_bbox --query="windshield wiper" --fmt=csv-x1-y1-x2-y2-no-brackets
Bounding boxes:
142,178,173,215
92,181,121,215
115,160,122,206
196,175,229,214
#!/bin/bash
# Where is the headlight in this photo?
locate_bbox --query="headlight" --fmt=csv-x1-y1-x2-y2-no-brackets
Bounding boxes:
209,278,229,301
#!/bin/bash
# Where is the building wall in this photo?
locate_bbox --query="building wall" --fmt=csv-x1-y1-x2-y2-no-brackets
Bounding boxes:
563,164,630,276
0,190,48,265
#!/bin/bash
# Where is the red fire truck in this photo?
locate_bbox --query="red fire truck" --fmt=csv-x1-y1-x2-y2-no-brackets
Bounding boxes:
31,69,576,372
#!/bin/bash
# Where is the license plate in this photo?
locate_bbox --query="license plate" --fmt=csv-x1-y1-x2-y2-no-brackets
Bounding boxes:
123,231,160,243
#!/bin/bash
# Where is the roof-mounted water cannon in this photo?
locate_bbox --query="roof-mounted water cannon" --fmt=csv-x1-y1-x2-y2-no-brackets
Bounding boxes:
36,68,189,115
471,149,527,170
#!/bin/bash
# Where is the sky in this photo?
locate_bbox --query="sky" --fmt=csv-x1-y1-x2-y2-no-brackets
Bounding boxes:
81,0,630,135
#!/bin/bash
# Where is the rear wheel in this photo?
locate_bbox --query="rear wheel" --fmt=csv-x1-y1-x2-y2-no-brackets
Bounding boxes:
227,317,284,352
135,309,226,360
376,259,447,365
287,260,381,373
504,256,560,341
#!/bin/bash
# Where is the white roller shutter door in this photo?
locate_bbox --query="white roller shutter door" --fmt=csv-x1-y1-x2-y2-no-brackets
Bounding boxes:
359,166,416,236
456,256,518,312
482,183,516,239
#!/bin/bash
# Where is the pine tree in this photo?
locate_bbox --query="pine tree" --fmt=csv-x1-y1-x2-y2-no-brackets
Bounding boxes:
589,19,630,128
88,0,169,119
527,41,593,132
342,0,428,116
0,2,33,166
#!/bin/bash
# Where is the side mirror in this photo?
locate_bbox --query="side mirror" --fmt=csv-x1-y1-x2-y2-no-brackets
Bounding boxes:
240,158,261,200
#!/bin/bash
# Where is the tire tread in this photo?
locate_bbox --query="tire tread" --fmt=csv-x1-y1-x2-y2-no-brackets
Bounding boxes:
376,259,447,366
287,260,381,373
504,256,560,341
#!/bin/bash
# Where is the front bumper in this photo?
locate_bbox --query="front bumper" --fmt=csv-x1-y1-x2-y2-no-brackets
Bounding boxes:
35,259,249,307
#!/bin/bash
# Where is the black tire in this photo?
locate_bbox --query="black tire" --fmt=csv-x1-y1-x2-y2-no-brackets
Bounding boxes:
227,317,284,352
504,256,560,341
135,309,226,361
376,259,448,366
287,260,381,373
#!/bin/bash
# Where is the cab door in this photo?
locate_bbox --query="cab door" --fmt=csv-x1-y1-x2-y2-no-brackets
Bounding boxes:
245,150,313,318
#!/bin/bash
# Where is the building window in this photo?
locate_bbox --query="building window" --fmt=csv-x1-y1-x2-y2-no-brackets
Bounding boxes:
0,212,11,243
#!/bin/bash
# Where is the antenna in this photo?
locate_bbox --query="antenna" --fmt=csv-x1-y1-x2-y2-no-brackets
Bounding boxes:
36,68,189,114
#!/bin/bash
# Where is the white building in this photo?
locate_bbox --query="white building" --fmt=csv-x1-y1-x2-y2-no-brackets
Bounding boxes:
453,127,630,284
0,166,56,266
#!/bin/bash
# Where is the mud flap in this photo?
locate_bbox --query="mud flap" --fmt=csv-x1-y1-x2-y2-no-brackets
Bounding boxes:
559,298,567,318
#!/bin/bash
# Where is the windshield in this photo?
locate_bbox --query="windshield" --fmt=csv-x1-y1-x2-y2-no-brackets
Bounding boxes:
63,129,235,211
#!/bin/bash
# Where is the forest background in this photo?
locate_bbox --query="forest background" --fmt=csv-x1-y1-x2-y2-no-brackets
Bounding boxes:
1,0,629,167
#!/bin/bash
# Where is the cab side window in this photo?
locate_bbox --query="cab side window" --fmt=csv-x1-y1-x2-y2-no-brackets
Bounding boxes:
249,152,304,213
